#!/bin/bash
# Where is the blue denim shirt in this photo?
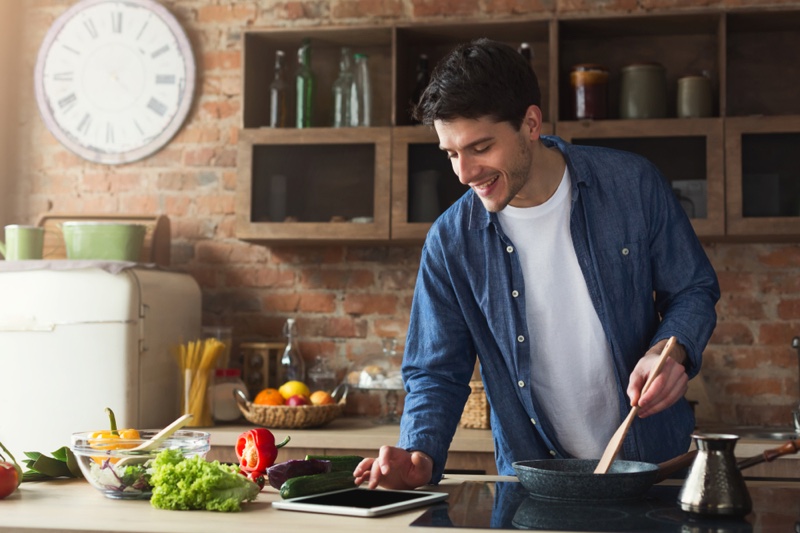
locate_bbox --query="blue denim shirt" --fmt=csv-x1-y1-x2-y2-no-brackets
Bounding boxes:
397,136,720,482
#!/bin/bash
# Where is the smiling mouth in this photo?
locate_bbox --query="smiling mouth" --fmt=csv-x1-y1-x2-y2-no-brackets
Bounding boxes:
474,175,499,191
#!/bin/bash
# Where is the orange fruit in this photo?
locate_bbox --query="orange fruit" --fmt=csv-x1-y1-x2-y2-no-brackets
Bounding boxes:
254,388,284,406
279,380,310,400
309,390,335,406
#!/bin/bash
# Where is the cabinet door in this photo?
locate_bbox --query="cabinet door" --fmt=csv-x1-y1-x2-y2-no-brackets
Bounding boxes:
725,116,800,237
236,128,392,241
556,118,725,238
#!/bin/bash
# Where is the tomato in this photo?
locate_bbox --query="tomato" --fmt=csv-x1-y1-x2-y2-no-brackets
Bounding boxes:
0,462,18,499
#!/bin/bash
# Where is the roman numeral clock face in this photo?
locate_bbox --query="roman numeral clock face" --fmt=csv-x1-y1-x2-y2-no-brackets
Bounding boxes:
34,0,196,164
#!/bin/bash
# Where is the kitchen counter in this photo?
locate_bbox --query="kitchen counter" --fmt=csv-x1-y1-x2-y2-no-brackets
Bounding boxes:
2,475,799,533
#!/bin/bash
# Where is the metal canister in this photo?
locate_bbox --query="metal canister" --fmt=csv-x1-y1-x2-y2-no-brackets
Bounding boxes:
677,75,712,118
619,62,667,119
570,64,609,120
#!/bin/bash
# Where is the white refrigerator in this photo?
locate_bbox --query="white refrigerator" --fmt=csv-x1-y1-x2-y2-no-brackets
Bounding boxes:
0,266,202,459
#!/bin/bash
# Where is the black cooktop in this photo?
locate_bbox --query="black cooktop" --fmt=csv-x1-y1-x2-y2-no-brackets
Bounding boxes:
411,481,800,532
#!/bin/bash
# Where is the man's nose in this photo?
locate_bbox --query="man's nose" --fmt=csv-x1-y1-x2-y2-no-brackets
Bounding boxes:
454,155,479,185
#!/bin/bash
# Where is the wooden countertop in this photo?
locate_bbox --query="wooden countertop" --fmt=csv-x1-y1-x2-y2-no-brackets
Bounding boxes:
0,475,509,533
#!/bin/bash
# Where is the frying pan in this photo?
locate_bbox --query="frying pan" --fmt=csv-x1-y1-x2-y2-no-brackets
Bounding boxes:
512,437,800,502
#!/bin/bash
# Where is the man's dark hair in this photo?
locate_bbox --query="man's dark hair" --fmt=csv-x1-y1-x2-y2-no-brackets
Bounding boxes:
412,38,542,129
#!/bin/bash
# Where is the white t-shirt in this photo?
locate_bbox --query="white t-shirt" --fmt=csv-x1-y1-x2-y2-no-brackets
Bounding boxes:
497,168,619,458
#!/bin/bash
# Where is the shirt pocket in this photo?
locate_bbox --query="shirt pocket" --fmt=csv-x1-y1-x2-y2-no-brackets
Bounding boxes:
595,239,650,305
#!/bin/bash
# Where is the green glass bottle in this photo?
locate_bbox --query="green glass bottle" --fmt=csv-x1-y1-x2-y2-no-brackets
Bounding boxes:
295,39,314,128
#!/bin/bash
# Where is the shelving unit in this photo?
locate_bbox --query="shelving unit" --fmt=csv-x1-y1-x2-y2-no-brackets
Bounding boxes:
236,8,800,243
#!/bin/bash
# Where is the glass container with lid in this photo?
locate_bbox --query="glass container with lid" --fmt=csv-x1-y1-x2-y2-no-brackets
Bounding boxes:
346,337,404,424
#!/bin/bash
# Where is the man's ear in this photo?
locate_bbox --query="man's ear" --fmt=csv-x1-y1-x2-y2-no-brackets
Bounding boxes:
523,105,543,140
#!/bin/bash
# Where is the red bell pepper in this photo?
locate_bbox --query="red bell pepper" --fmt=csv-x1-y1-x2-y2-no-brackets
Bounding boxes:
235,428,290,473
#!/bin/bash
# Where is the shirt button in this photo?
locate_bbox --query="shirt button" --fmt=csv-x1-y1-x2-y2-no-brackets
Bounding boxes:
621,247,630,256
549,450,556,456
530,418,536,425
506,246,514,253
511,290,519,298
518,380,525,388
517,335,525,343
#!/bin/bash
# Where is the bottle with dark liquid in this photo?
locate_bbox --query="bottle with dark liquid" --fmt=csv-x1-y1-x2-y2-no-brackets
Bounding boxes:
269,50,288,127
410,53,429,124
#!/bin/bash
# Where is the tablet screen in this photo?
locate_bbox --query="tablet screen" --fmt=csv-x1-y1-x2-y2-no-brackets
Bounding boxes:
271,487,448,517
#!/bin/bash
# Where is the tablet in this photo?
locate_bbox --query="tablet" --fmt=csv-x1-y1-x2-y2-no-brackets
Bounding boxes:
271,487,448,517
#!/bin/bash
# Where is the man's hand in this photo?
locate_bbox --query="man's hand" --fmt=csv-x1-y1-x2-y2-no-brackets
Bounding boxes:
353,446,433,490
628,338,688,418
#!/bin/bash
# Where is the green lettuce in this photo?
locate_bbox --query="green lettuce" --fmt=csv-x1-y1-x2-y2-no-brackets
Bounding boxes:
149,449,260,512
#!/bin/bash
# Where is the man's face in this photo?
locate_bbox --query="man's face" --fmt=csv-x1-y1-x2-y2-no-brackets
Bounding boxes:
434,116,533,212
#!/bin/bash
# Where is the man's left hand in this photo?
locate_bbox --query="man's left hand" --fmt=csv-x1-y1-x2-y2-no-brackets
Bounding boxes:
627,338,688,418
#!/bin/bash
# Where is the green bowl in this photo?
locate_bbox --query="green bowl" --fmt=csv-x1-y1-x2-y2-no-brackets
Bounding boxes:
62,222,146,262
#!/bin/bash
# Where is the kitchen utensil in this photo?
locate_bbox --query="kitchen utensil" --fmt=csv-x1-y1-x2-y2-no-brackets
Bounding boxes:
115,413,195,467
595,336,677,474
62,221,146,261
678,433,800,516
514,435,800,502
0,225,44,260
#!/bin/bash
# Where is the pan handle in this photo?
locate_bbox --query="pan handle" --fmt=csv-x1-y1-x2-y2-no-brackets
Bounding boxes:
654,449,698,483
736,438,800,471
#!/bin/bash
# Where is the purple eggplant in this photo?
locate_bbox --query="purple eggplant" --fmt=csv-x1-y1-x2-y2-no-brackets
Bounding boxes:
267,459,332,490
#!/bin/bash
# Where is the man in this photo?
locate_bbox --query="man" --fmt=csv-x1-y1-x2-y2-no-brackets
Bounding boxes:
354,39,719,490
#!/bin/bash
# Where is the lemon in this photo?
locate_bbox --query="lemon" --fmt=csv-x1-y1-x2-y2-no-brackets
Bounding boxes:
279,380,310,400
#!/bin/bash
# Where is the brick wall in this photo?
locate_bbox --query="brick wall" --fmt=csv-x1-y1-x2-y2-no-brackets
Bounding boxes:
7,0,800,426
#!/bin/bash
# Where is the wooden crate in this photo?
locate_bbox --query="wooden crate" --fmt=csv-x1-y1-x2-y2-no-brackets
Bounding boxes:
36,213,171,266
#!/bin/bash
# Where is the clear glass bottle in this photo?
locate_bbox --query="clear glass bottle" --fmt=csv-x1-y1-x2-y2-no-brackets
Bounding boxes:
295,39,314,128
410,53,429,124
350,52,371,127
269,50,288,127
279,318,305,383
332,47,353,128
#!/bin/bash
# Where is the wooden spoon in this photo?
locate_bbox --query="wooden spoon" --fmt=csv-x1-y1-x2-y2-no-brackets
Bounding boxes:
594,336,677,474
115,413,194,467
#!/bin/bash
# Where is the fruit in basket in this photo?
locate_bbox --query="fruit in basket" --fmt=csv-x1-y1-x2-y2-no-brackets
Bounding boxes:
286,394,310,406
254,388,284,406
309,390,335,405
279,380,310,400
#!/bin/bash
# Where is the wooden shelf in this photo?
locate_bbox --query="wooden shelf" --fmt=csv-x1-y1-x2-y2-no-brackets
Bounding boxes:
237,8,800,243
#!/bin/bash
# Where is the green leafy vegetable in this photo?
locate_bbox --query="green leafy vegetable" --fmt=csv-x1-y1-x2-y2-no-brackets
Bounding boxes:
21,447,82,482
149,449,259,512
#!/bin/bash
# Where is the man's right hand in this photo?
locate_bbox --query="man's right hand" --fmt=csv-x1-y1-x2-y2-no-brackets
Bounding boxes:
353,446,434,490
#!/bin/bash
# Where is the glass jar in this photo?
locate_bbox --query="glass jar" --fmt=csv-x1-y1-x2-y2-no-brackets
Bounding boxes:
570,64,609,120
210,368,246,423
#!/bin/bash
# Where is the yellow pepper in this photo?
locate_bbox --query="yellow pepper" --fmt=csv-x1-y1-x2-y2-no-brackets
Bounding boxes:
89,408,141,463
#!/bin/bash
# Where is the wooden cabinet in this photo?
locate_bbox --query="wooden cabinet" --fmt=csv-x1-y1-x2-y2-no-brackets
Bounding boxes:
237,8,800,243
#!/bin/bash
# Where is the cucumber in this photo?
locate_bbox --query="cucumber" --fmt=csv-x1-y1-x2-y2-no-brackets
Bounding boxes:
279,470,356,499
303,454,363,473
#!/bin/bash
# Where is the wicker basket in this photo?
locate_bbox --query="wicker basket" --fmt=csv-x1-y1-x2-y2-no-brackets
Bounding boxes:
459,380,491,429
234,387,345,429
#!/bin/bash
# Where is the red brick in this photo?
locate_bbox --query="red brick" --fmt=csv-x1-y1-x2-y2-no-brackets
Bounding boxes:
759,323,800,346
557,0,638,14
343,294,398,315
174,125,221,144
298,268,375,290
201,100,241,120
197,5,257,23
271,247,346,264
195,194,235,215
331,0,405,19
725,378,783,397
735,404,797,427
378,268,418,291
125,194,159,213
718,294,766,320
759,245,800,268
640,0,721,8
202,50,242,72
373,318,410,339
716,271,755,294
411,0,481,17
709,322,754,345
484,0,554,15
301,316,368,338
164,196,193,216
263,293,302,312
299,293,337,313
761,272,800,294
777,298,800,320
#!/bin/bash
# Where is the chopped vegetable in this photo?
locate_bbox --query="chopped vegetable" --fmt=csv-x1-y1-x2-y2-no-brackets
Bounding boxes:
235,428,290,473
150,449,260,512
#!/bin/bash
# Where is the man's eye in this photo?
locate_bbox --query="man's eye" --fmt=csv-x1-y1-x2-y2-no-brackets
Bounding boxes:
474,145,489,153
446,152,457,160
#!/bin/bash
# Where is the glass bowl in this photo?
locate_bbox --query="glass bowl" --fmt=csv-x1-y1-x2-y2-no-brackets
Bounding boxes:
71,429,210,500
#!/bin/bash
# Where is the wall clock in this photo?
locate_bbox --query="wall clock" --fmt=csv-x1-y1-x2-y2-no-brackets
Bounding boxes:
34,0,196,165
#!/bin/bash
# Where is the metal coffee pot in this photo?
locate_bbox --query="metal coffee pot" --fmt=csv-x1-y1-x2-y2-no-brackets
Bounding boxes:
678,433,800,517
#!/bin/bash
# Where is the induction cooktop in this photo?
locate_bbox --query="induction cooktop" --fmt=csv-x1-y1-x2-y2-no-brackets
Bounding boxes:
410,480,800,532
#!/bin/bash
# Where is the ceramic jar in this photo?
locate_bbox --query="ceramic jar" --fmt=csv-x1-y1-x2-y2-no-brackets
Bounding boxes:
677,75,712,118
619,62,667,119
